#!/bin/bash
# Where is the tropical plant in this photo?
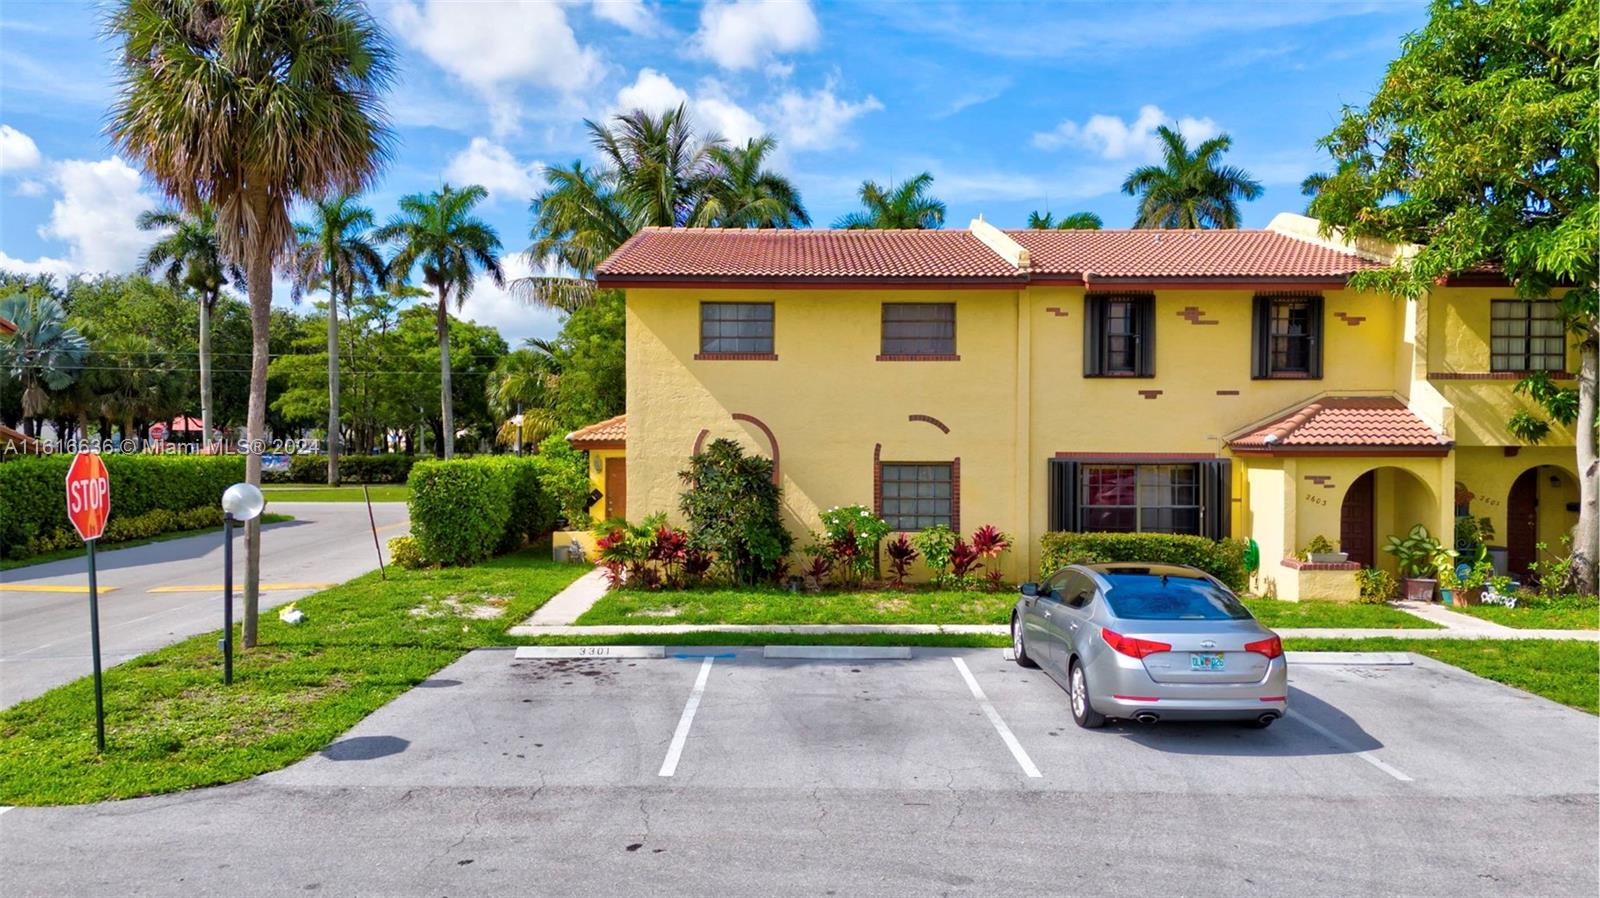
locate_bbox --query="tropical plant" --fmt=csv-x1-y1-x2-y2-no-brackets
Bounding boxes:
107,0,394,647
697,136,810,228
1120,126,1262,228
677,438,792,585
284,193,385,483
92,332,182,441
970,524,1012,590
814,505,893,587
1383,524,1456,579
1026,210,1102,230
911,524,958,584
1307,0,1596,595
1302,534,1337,558
488,340,563,450
136,201,239,444
378,183,504,459
0,293,88,436
1355,567,1397,604
885,534,919,588
834,172,946,229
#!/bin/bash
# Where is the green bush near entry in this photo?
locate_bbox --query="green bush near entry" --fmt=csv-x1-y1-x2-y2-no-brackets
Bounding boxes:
406,457,556,566
1038,531,1249,592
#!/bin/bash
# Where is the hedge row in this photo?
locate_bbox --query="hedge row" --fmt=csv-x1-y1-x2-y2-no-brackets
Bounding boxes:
406,457,557,566
0,454,246,560
1039,531,1250,592
260,454,416,484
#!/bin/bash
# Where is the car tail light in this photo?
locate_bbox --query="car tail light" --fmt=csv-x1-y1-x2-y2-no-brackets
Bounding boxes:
1245,636,1284,659
1101,628,1172,659
1260,696,1287,702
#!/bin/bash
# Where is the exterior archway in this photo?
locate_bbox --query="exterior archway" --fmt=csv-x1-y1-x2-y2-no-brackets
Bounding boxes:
1506,464,1580,580
1335,464,1440,575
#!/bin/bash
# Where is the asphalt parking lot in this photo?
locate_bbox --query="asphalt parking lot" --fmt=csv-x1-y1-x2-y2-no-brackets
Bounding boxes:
3,646,1596,897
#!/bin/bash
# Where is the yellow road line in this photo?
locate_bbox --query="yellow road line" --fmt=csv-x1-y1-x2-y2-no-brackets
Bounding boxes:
1,584,120,594
147,582,333,593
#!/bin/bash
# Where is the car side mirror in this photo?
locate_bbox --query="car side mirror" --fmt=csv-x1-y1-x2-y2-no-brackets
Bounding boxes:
1020,582,1039,597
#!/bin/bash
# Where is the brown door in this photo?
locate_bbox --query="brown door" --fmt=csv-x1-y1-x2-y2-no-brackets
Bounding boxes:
1507,468,1538,578
604,458,627,522
1340,471,1375,567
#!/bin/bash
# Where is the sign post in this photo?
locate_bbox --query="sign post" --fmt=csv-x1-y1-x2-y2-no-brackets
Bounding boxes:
65,452,110,752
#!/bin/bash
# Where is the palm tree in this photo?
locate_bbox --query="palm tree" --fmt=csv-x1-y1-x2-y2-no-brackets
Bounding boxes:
0,293,88,438
1121,126,1263,229
94,332,181,443
107,0,394,647
833,173,946,229
284,193,385,484
1026,210,1103,230
377,184,504,459
488,340,563,451
137,202,238,447
596,104,721,228
696,136,810,228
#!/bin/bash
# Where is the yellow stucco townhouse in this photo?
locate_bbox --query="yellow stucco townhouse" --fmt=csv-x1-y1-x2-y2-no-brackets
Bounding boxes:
570,213,1581,600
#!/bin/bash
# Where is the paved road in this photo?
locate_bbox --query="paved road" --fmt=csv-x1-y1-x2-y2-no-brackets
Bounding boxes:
2,647,1593,896
0,502,408,708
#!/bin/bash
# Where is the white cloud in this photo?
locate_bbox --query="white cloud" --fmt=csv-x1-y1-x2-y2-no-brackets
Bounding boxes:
615,68,691,114
766,85,882,151
591,0,658,34
612,70,767,147
692,0,819,71
444,138,544,203
1032,104,1221,160
3,157,156,278
14,179,46,197
461,254,566,346
0,124,41,172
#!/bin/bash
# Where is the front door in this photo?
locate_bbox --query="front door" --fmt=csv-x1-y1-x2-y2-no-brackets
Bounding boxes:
1340,471,1375,567
1507,468,1538,579
604,458,627,521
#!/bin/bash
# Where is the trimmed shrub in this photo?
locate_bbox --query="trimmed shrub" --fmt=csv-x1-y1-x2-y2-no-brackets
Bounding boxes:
388,535,426,570
261,453,416,484
406,456,555,566
678,438,792,585
0,454,245,560
1038,531,1249,592
529,434,593,528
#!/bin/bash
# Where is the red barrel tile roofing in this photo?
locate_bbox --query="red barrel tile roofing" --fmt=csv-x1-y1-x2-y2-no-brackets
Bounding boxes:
567,414,626,448
1229,398,1450,452
594,226,1380,284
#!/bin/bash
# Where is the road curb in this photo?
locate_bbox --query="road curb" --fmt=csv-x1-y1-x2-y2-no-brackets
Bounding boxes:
514,645,666,660
763,645,912,660
1285,651,1413,666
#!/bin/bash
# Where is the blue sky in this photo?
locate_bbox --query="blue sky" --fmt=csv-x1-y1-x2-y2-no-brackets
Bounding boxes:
0,0,1427,344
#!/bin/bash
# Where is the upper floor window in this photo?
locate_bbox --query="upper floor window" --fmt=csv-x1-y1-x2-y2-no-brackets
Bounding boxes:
879,462,954,531
880,303,956,359
700,302,773,357
1251,294,1324,379
1491,300,1565,372
1083,294,1154,377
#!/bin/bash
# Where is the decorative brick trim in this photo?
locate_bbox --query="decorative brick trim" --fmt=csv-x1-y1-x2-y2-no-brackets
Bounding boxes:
1216,389,1240,396
694,351,779,361
1281,557,1359,571
1303,474,1338,490
951,457,961,535
1429,370,1575,381
872,443,883,518
692,428,710,456
908,413,950,434
1138,389,1163,399
876,353,961,362
731,413,779,484
1333,311,1365,326
1177,306,1219,325
1043,306,1069,317
1053,451,1215,461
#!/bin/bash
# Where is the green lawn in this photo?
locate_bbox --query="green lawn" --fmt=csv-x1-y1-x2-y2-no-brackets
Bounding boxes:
261,483,411,503
0,513,294,572
576,586,1018,626
1242,598,1440,630
1447,598,1599,631
0,546,583,806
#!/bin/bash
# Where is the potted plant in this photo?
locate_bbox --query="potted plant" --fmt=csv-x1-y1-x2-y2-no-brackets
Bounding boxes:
1302,534,1348,564
1456,556,1494,606
1382,524,1456,602
1436,561,1460,606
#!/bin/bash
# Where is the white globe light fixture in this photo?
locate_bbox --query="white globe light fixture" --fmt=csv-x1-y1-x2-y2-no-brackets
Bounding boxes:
217,481,264,686
221,482,265,522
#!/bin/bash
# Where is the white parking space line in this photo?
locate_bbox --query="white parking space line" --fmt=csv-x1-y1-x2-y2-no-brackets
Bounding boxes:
658,656,715,777
1293,712,1413,783
952,658,1042,778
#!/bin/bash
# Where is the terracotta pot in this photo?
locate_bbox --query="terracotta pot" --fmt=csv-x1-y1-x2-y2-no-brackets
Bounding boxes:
1403,577,1438,602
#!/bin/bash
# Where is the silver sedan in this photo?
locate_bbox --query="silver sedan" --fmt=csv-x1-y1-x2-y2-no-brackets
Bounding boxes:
1012,562,1289,728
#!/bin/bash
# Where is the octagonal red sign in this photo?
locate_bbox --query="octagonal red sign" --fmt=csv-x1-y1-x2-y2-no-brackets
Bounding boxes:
65,452,111,541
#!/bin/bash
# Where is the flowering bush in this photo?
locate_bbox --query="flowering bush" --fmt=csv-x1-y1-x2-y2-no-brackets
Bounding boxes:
810,505,892,588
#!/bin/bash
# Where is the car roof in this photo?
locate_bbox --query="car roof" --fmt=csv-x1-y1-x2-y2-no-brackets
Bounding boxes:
1079,562,1211,579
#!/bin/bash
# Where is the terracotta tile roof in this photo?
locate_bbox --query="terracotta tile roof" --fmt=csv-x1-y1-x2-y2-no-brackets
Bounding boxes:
596,228,1027,284
1229,398,1450,455
1007,229,1381,282
566,414,625,449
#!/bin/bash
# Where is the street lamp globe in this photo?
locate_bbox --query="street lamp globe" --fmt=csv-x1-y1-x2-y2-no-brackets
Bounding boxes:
221,483,266,522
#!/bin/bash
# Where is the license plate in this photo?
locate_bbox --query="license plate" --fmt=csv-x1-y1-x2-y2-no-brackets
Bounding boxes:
1190,652,1226,671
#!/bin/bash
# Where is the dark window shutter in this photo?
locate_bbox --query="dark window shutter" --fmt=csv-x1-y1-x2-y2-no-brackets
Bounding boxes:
1307,295,1325,379
1048,459,1080,531
1136,296,1156,377
1198,460,1232,539
1082,298,1103,377
1250,296,1270,379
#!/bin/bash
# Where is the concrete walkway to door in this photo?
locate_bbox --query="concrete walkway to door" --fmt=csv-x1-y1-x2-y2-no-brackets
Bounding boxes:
520,567,611,626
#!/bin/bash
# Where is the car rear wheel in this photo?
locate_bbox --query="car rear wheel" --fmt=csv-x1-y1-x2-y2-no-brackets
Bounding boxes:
1069,660,1106,729
1012,614,1037,668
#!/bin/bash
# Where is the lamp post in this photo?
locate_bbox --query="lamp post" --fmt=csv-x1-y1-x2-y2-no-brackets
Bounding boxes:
220,483,265,685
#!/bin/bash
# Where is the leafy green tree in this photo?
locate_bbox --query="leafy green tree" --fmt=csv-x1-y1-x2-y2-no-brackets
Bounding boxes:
488,341,562,451
107,0,394,646
834,172,946,229
0,293,88,437
137,201,238,443
378,184,504,459
1309,0,1596,593
285,193,385,482
698,136,810,228
547,292,626,429
1121,126,1262,228
678,438,793,585
1026,210,1103,230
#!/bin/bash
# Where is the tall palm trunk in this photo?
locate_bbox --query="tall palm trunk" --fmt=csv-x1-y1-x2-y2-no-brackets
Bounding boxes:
436,281,454,459
326,273,341,484
1574,335,1597,595
199,293,214,447
242,216,273,648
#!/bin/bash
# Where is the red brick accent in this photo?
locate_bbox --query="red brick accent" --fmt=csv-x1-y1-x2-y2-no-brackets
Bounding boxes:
872,443,883,518
1280,557,1360,571
1043,306,1069,317
1054,451,1215,461
951,457,961,535
731,412,779,484
1138,389,1163,399
1429,370,1575,381
1303,474,1337,490
692,428,710,456
1216,389,1240,396
1333,311,1365,326
876,353,961,362
908,413,950,433
1177,306,1219,325
694,351,779,361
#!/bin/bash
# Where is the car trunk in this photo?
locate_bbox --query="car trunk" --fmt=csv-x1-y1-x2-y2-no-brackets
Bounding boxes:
1129,620,1272,685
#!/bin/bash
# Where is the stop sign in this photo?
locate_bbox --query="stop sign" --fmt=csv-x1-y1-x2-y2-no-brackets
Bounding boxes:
65,452,111,541
149,422,168,442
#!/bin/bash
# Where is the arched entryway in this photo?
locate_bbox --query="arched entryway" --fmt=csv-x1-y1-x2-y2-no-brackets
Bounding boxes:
1337,465,1439,573
1340,471,1375,567
1505,465,1580,580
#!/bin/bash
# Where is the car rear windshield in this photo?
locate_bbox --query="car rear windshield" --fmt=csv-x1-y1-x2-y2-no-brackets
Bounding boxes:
1100,574,1253,621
